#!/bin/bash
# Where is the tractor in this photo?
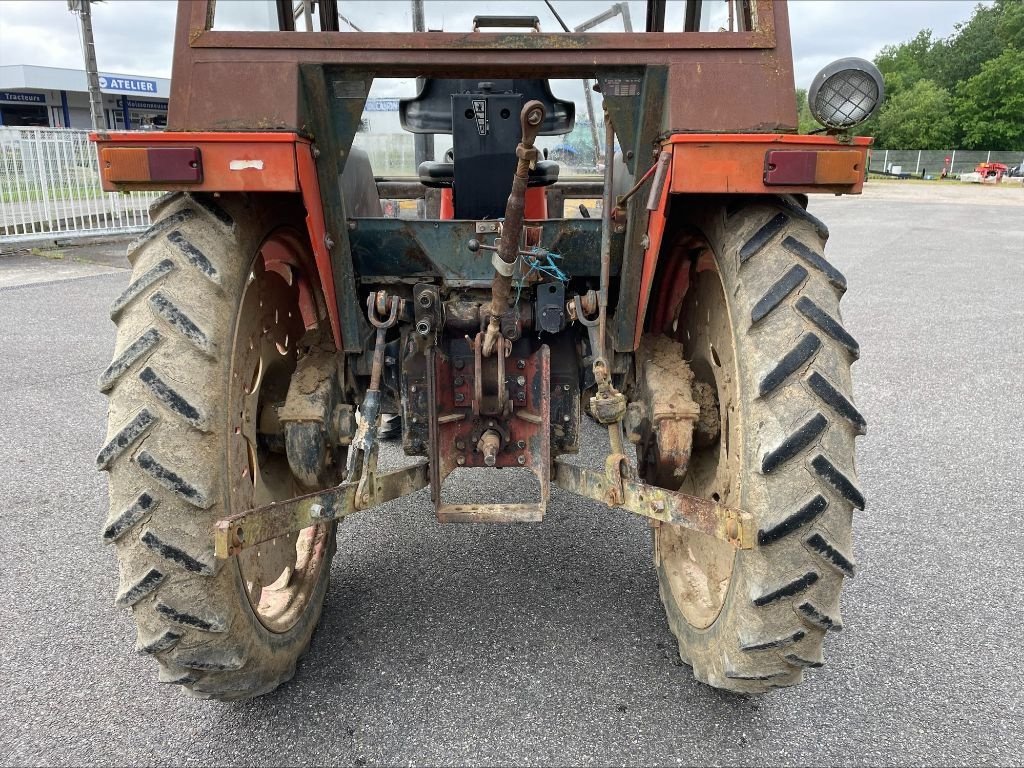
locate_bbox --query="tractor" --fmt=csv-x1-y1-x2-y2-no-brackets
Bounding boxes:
92,0,880,699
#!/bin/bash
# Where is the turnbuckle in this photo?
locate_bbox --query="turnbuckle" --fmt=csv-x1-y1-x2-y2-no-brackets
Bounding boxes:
347,292,400,505
573,291,627,454
482,100,547,358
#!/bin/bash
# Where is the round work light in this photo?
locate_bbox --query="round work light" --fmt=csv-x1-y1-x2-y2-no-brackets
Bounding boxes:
808,58,885,130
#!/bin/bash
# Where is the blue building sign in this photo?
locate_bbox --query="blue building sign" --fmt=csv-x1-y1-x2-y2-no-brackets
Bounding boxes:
1,91,46,104
99,75,158,94
364,97,400,112
119,98,168,111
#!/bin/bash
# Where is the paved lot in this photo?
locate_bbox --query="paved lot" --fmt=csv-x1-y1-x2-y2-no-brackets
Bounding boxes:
0,252,124,289
1,185,1022,766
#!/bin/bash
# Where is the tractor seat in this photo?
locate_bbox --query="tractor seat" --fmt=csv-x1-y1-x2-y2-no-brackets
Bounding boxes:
401,79,573,219
418,159,561,189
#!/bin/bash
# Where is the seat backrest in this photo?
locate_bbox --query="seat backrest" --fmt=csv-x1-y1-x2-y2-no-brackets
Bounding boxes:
400,80,574,219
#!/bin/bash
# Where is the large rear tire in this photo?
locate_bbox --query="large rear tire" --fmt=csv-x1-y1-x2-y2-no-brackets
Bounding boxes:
98,192,340,700
648,197,865,693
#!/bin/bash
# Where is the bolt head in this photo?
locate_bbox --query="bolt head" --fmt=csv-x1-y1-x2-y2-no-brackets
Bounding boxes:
516,440,525,449
563,384,570,391
455,392,465,402
517,392,526,402
516,359,526,369
516,375,526,386
457,455,466,466
455,376,464,386
309,503,326,519
517,455,526,465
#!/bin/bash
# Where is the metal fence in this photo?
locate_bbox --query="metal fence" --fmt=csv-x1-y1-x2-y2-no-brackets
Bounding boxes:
0,127,161,243
869,148,1024,177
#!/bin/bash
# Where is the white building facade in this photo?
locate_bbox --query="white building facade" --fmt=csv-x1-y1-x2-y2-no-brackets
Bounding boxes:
0,65,170,130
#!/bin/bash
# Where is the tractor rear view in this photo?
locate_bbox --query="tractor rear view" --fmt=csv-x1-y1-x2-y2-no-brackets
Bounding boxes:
92,0,879,699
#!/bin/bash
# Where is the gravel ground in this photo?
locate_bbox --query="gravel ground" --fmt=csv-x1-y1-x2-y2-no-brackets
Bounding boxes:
0,186,1021,766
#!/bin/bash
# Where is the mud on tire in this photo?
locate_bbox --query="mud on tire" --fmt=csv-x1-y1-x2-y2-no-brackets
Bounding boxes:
98,192,336,700
651,196,865,693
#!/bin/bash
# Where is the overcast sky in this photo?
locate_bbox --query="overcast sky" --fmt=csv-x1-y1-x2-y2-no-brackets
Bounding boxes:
0,0,988,90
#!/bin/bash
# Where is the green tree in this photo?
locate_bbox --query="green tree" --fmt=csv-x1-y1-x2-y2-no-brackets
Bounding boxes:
931,3,1005,91
858,1,1024,148
875,79,956,149
996,0,1024,49
875,29,939,99
954,48,1024,149
795,88,818,134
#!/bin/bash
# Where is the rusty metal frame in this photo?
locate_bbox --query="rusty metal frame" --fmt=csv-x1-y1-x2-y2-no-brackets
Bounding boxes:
553,458,754,549
190,0,777,50
426,344,552,523
214,460,429,558
167,0,797,135
213,447,751,558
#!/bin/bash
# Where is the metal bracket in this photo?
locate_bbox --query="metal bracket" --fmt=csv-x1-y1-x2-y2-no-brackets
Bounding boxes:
413,282,441,343
214,460,429,559
552,458,755,549
573,291,603,362
427,344,551,523
491,250,516,277
278,348,348,487
471,331,509,417
536,281,566,334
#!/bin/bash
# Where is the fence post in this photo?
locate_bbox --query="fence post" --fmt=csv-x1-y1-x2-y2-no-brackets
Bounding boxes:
30,129,52,235
883,149,889,172
986,151,991,164
950,150,956,175
915,150,921,174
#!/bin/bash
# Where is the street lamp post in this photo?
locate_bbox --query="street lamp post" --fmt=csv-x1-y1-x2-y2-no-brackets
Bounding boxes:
68,0,105,130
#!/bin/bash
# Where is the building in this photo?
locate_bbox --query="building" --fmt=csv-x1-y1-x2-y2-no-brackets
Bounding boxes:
0,65,169,130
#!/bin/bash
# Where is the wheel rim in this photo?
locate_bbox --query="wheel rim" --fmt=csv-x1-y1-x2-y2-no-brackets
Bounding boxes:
228,234,332,634
657,251,740,630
